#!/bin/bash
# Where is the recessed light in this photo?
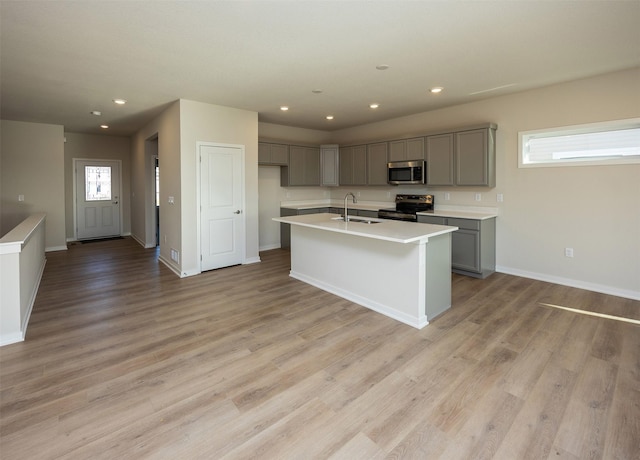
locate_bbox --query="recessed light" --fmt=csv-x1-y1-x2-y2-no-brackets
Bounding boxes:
312,89,323,94
376,65,389,70
90,110,102,116
369,103,380,109
326,115,334,120
100,124,109,129
280,106,289,111
113,99,127,105
430,87,443,94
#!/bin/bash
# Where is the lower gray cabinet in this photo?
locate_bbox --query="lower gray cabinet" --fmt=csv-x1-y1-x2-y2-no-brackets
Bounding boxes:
280,207,329,248
417,215,496,278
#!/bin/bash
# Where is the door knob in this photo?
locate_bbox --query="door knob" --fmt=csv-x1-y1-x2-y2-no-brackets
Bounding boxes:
234,210,242,214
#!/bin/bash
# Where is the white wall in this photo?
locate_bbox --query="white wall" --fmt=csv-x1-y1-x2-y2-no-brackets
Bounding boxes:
131,101,181,266
0,120,66,250
131,99,259,276
179,99,259,275
63,132,132,240
259,68,640,299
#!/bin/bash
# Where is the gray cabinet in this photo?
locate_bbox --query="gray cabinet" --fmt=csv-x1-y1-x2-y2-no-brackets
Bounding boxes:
258,142,288,165
389,137,425,162
280,207,329,248
417,215,496,278
426,125,496,187
282,146,320,186
455,127,496,187
367,142,389,185
426,133,454,186
339,145,367,186
320,144,340,187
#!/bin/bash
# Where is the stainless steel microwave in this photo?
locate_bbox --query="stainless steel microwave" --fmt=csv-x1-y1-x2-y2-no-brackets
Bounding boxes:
387,160,426,185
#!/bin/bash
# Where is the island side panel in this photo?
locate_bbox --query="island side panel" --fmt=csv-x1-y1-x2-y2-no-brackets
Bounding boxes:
424,232,453,319
288,225,428,328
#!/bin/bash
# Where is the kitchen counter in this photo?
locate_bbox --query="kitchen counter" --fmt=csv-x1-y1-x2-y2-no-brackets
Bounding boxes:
274,213,458,329
280,200,387,213
274,213,457,244
418,209,498,220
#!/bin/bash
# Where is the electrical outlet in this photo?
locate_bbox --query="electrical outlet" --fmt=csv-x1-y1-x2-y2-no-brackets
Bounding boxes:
475,193,482,202
444,192,450,201
18,194,25,202
386,192,391,198
497,193,504,202
565,248,574,258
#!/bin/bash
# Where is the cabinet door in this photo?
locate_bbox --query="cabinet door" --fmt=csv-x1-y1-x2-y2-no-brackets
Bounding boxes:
258,142,271,164
367,142,388,185
321,145,339,186
406,137,425,160
389,140,406,162
287,146,306,185
352,145,367,185
451,229,481,273
455,128,491,186
339,146,353,185
270,144,289,165
304,147,321,185
426,133,454,185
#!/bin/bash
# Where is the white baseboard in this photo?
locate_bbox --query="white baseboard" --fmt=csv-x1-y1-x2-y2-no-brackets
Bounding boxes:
158,255,182,277
0,332,24,347
259,243,281,251
45,245,67,252
496,265,640,301
243,256,261,265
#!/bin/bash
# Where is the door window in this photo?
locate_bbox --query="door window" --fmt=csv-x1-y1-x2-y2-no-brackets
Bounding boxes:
85,166,112,201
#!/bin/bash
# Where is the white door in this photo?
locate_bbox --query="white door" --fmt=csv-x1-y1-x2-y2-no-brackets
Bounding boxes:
75,159,121,240
200,144,245,271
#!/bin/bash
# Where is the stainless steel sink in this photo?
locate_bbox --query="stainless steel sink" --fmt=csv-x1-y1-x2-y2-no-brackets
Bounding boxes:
332,216,381,224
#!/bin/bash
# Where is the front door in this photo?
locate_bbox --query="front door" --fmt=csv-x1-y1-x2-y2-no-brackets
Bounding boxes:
75,159,121,240
200,144,245,271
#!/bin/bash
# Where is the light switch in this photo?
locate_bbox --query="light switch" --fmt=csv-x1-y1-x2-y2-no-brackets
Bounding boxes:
18,194,25,202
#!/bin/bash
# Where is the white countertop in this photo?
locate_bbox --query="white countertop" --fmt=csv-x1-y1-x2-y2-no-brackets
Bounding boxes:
280,200,386,212
280,201,498,220
418,209,498,220
274,213,458,244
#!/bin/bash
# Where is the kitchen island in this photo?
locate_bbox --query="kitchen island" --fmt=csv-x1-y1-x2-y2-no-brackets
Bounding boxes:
273,213,458,329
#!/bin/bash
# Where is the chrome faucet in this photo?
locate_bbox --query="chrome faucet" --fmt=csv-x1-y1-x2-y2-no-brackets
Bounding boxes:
344,192,357,222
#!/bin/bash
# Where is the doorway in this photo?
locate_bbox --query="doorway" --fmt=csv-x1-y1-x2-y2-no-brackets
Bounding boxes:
74,159,122,240
198,143,245,271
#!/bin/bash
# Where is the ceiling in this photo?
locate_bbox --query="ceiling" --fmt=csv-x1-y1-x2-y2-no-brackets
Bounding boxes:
1,1,639,137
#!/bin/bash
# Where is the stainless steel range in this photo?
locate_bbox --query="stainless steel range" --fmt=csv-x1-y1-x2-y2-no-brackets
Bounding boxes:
378,194,434,222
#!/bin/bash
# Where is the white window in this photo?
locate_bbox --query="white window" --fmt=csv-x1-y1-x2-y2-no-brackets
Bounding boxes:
519,118,640,168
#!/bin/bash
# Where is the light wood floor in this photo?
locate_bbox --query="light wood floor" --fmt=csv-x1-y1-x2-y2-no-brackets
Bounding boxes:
1,237,638,459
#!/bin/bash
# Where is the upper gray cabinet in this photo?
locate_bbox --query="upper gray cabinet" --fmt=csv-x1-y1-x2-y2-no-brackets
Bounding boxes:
282,145,320,186
339,145,367,186
426,133,455,186
367,142,388,185
389,137,425,162
320,144,340,187
258,142,289,165
455,128,495,187
426,125,496,187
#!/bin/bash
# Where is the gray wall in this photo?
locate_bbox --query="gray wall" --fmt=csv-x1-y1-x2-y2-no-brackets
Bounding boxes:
0,120,66,250
63,132,132,241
